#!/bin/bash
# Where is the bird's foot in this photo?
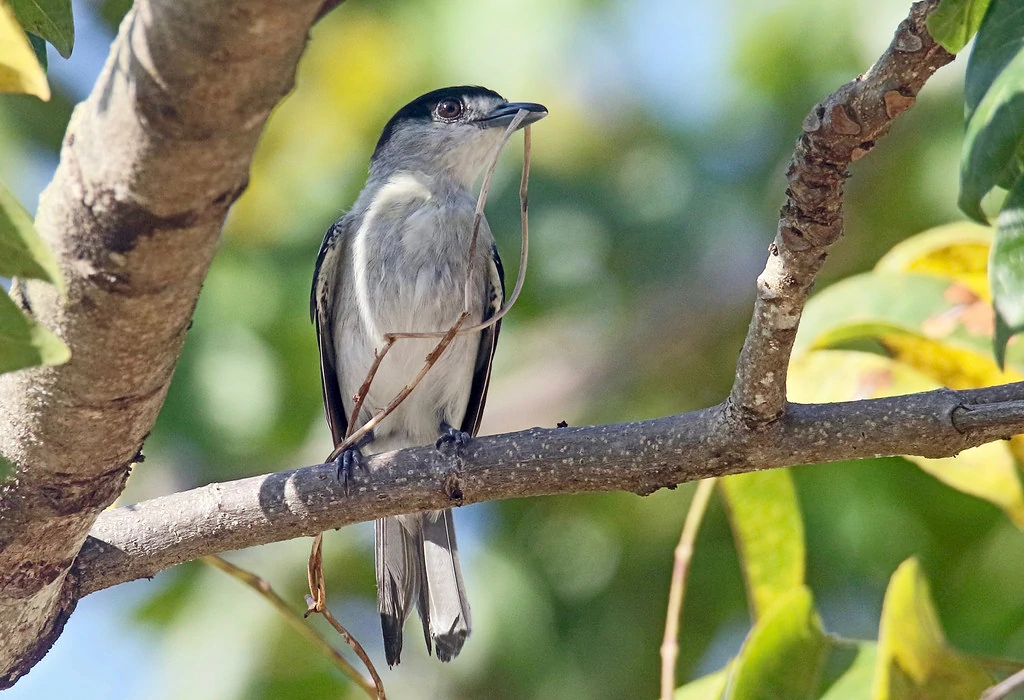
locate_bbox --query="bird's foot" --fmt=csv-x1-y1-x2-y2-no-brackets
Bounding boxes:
332,447,364,496
436,421,472,452
332,431,374,496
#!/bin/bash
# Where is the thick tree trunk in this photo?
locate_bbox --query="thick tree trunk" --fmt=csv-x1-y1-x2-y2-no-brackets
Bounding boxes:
0,0,322,686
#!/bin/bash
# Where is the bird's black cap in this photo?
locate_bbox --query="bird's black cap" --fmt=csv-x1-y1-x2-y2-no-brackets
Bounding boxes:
372,86,505,159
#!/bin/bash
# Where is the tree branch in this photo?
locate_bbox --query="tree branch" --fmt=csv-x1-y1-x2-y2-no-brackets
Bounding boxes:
73,382,1024,597
0,0,322,687
729,0,954,424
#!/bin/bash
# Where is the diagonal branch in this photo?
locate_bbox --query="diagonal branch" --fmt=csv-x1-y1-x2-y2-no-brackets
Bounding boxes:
729,0,954,425
73,381,1024,597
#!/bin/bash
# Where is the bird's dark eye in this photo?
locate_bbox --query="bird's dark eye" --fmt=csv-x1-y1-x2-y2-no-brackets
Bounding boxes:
435,99,464,121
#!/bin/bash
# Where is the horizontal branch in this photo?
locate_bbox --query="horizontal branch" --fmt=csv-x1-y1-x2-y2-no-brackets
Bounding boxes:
74,382,1024,597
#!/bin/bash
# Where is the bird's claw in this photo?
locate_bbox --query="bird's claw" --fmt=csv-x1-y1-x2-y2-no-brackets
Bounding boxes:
436,423,472,452
333,446,365,496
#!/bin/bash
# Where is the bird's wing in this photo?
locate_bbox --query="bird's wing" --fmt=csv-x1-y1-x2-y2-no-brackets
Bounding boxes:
460,243,505,436
311,218,350,447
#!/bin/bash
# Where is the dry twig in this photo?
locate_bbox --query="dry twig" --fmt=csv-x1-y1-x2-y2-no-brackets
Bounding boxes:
203,554,379,698
659,478,717,700
982,667,1024,700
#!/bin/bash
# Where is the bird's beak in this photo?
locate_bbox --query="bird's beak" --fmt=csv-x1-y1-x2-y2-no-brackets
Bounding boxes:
480,101,548,129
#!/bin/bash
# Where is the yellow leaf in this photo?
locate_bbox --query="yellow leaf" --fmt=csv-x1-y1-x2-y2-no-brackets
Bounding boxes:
0,0,49,100
873,558,991,699
875,221,993,299
880,333,1021,390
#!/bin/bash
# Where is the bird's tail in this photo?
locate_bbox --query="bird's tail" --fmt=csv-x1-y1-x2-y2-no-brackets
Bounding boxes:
376,510,471,666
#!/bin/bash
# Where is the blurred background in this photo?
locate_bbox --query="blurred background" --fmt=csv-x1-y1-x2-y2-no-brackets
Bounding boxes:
3,0,1018,697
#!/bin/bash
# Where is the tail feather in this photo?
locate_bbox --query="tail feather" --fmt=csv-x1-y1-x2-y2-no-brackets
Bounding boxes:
374,510,472,664
375,515,424,666
421,509,471,662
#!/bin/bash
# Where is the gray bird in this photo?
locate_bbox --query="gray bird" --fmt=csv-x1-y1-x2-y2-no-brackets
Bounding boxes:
310,86,547,666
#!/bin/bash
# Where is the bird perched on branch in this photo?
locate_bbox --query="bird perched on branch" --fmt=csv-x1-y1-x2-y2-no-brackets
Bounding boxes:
311,86,547,666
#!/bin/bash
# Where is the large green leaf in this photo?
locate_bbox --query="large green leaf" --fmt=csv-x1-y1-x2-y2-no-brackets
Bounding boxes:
964,0,1024,119
990,176,1024,365
0,180,61,288
873,559,992,699
673,666,728,699
725,586,829,700
11,0,73,58
927,0,992,54
873,221,992,299
820,643,878,700
0,283,68,373
721,471,806,621
960,0,1024,221
0,0,49,99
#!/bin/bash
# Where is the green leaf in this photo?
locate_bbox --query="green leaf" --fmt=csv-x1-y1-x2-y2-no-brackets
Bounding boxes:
0,285,68,374
725,586,829,700
10,0,73,59
990,176,1024,365
721,471,806,621
795,271,1024,382
26,32,46,70
790,350,1024,527
821,643,878,700
960,0,1024,221
964,0,1024,119
673,666,728,699
0,0,49,99
927,0,992,53
873,558,992,699
0,179,62,289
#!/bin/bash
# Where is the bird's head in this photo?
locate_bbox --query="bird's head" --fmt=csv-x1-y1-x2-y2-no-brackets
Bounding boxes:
370,86,547,186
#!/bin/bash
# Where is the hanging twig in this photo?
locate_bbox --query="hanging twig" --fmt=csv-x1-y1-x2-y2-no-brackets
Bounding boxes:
659,478,717,700
301,535,387,698
333,311,471,457
202,554,380,699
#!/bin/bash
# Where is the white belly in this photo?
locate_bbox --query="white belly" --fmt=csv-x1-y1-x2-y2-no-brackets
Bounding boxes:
333,176,492,454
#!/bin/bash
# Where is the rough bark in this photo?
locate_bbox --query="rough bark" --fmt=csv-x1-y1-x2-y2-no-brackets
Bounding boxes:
73,383,1024,597
0,0,322,687
729,0,953,423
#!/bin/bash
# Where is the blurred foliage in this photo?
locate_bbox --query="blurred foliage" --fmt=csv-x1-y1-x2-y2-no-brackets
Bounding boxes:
872,558,992,698
10,0,74,59
2,0,1024,698
0,3,66,376
927,0,991,53
0,0,49,99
